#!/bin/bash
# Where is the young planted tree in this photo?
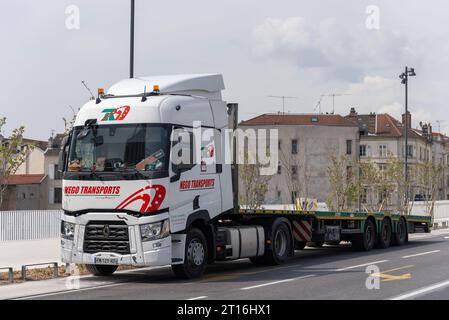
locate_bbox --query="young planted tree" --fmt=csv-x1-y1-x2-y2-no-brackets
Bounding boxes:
278,147,310,205
0,118,34,206
325,151,358,212
238,149,272,209
414,161,443,217
358,157,396,213
386,154,412,215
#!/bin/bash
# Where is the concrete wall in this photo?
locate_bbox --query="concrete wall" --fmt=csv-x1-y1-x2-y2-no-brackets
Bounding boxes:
15,148,45,175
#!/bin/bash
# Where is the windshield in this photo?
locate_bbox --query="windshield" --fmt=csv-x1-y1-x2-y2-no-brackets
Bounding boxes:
68,124,170,174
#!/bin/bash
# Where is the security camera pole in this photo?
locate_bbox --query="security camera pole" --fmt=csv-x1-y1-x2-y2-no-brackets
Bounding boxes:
399,66,416,197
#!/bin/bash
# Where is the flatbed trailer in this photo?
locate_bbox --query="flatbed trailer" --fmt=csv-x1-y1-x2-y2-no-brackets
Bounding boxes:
215,209,432,260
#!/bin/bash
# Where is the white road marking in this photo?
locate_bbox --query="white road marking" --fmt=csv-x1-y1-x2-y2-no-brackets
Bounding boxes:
187,296,208,300
335,260,389,272
240,274,315,290
15,282,128,300
444,236,449,239
390,279,449,300
402,250,440,259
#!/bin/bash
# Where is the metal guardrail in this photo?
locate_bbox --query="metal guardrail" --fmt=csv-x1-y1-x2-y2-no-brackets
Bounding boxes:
21,262,59,281
0,210,62,241
0,267,14,283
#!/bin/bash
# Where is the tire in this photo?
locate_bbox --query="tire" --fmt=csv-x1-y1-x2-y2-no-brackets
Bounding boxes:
85,264,118,276
392,217,407,246
376,218,392,249
308,241,324,247
250,220,292,266
352,219,376,251
295,241,307,250
172,228,208,279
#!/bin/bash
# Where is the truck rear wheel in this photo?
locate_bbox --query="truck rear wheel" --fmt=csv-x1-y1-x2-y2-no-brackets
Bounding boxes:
352,219,375,251
85,264,118,276
250,220,292,266
172,228,208,279
392,217,407,246
376,218,392,249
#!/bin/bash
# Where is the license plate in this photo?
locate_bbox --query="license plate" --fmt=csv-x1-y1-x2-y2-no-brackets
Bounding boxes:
94,257,119,265
325,226,340,241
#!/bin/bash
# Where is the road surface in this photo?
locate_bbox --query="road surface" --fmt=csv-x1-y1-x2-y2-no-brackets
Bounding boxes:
2,229,449,300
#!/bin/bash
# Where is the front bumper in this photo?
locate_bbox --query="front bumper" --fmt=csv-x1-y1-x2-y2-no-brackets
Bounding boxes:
61,212,172,267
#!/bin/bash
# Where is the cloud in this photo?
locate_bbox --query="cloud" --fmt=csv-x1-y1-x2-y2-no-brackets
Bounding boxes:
252,16,413,81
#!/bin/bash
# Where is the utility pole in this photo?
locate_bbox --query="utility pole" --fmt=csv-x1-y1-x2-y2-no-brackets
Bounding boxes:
130,0,135,78
268,95,298,114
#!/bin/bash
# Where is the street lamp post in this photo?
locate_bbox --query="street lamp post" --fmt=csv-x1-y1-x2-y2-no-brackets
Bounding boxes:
399,66,416,201
130,0,135,78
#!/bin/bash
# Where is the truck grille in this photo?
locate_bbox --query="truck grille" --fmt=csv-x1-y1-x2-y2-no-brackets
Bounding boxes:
84,221,130,254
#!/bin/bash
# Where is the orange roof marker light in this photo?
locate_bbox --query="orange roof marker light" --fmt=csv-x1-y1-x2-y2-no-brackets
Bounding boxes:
153,84,160,93
98,88,105,95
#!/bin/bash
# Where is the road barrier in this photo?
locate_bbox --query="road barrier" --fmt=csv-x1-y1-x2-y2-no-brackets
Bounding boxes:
21,262,59,281
0,267,13,283
0,210,62,242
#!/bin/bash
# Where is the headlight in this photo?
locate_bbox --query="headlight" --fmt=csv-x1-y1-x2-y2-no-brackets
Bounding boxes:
61,221,75,240
140,219,170,242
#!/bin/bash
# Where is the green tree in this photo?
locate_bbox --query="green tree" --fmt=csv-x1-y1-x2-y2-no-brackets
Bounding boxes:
0,118,34,206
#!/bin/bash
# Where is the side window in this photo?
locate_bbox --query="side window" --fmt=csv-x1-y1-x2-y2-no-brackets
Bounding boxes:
171,127,195,173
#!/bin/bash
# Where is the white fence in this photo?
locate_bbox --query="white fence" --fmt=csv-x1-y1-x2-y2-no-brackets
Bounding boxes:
0,210,62,242
410,200,449,228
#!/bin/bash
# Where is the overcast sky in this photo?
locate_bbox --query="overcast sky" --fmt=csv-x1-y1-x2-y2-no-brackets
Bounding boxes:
1,0,449,140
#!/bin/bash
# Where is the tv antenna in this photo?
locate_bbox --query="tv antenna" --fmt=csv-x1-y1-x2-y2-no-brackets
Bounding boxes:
81,81,95,100
268,95,298,114
322,93,351,114
313,94,326,114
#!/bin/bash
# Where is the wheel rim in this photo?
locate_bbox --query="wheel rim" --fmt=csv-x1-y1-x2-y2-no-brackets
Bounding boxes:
366,224,373,245
187,239,205,267
274,229,287,257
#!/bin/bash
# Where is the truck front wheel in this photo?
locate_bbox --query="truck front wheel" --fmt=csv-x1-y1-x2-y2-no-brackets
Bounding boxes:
172,228,208,279
85,264,118,276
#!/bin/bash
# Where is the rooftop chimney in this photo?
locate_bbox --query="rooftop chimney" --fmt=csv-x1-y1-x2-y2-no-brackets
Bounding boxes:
349,107,357,117
402,112,411,129
368,112,376,133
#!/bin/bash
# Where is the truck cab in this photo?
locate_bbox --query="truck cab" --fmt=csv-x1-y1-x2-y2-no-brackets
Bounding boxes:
60,74,234,278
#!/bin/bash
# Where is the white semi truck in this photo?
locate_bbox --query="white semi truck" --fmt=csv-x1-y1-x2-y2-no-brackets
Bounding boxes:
59,74,431,279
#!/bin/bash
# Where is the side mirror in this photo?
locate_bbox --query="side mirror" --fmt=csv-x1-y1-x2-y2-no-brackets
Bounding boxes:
58,134,70,173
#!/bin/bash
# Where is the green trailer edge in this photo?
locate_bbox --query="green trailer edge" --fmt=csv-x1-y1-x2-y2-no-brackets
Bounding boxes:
236,209,432,234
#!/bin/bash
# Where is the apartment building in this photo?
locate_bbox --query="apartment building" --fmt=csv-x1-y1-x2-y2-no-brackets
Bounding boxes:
238,113,359,204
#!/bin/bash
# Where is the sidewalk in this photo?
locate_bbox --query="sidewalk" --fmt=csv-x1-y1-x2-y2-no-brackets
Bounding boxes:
0,238,60,270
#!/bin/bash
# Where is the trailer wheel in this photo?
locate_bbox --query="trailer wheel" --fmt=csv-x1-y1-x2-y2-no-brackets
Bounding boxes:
376,218,392,249
172,228,208,279
392,217,407,246
250,221,292,266
352,219,376,251
85,264,118,276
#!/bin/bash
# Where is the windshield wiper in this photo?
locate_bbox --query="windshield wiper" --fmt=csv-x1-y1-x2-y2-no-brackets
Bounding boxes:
119,167,146,179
